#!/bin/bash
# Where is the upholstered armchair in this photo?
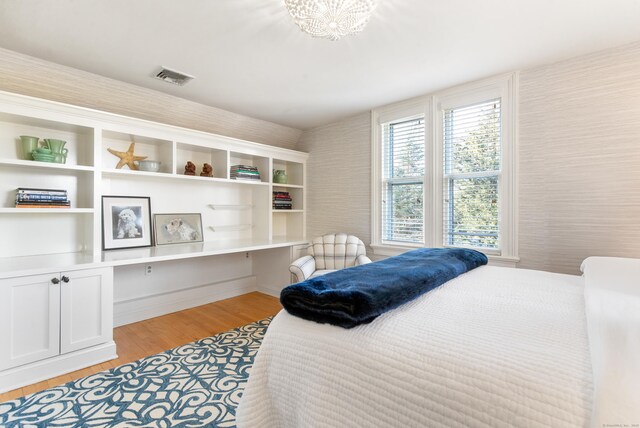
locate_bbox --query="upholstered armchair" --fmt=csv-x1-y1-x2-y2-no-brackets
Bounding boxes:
289,233,372,283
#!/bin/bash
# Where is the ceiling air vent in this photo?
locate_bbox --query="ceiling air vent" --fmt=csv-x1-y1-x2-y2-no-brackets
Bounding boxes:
154,67,194,86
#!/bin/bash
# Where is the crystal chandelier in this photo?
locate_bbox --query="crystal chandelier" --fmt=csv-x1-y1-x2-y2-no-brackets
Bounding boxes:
284,0,376,41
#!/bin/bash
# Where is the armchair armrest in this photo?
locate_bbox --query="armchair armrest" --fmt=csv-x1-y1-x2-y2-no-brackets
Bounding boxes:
356,255,372,265
289,255,316,283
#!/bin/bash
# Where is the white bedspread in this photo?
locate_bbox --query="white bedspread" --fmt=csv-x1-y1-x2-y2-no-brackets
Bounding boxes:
237,266,593,427
581,257,640,427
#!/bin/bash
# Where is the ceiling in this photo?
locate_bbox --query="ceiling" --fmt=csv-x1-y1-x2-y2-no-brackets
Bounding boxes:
0,0,639,130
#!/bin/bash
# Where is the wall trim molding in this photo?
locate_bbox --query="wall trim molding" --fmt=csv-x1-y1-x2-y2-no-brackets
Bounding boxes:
114,276,257,327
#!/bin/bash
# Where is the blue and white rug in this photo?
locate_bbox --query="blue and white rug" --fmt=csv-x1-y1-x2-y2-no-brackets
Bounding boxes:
0,317,271,428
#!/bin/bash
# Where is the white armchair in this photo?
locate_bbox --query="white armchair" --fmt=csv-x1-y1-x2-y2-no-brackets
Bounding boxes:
289,233,372,283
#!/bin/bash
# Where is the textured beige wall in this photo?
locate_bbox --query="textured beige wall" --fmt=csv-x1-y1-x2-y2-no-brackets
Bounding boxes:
300,41,640,274
0,48,302,149
3,42,639,273
518,42,640,274
296,112,372,247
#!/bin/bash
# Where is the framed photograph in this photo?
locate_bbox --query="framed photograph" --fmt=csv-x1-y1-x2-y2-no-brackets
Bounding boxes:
154,213,204,245
102,196,152,250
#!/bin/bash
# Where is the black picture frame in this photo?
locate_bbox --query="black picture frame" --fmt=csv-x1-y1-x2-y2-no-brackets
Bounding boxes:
102,195,152,250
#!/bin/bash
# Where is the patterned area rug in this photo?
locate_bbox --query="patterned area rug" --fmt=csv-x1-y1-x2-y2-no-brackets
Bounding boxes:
0,317,271,428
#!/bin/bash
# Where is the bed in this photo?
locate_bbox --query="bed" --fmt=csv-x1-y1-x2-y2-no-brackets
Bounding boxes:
236,257,639,427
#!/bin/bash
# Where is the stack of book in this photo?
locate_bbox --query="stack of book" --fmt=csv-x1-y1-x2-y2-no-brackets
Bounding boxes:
273,191,292,210
15,188,70,208
230,165,261,181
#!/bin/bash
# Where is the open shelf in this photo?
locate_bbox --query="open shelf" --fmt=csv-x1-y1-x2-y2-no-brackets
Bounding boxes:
272,158,304,186
273,185,303,210
0,112,95,167
176,142,227,179
0,165,94,209
0,209,94,258
230,151,269,183
102,129,172,173
272,210,304,239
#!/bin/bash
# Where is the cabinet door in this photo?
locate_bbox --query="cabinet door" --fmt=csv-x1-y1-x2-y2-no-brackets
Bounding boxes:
0,273,61,371
60,267,113,354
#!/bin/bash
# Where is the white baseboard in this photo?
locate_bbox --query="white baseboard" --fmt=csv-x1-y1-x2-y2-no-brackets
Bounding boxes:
257,284,284,298
114,275,257,327
0,341,117,394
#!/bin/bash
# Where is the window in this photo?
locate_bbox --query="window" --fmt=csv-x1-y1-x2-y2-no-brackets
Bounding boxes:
443,99,501,250
372,73,517,263
381,117,425,244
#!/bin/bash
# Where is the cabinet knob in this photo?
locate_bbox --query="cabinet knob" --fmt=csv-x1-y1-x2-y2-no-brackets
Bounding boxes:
51,277,60,284
61,276,70,283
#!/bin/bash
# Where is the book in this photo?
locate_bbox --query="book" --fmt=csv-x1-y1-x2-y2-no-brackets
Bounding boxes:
16,194,69,201
231,172,261,177
231,176,262,181
232,170,260,175
15,204,71,209
15,200,71,206
17,188,68,195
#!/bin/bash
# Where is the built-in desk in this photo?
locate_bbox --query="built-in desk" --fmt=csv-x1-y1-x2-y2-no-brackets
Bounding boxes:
104,238,309,326
101,237,308,265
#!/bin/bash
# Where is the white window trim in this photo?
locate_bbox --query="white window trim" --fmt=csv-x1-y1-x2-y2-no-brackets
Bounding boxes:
371,73,519,267
371,97,430,248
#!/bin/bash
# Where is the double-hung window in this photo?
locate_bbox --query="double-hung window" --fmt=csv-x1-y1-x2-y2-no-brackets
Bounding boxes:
442,99,501,251
372,73,517,263
381,117,425,244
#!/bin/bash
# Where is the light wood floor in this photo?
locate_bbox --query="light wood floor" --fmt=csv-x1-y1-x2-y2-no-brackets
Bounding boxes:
0,291,281,403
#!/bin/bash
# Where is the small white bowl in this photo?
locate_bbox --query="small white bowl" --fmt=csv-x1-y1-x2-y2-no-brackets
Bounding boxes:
137,160,162,172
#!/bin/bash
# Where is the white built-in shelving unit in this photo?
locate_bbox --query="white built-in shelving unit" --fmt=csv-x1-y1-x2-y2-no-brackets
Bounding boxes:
0,90,308,270
0,90,308,393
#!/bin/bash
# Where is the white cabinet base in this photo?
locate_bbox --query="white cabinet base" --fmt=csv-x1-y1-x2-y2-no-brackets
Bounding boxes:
0,341,117,394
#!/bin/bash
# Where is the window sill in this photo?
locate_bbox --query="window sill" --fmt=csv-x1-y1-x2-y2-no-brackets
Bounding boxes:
370,244,520,268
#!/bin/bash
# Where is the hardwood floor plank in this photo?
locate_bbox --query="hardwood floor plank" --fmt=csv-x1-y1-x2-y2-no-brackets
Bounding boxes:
0,292,280,402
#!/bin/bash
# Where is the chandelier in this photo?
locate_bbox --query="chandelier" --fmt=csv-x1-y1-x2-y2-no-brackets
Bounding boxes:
284,0,376,41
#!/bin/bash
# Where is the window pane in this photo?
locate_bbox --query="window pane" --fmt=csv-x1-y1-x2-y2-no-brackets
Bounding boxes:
444,176,498,249
443,98,501,251
381,116,425,244
383,182,424,243
444,100,501,174
383,118,425,178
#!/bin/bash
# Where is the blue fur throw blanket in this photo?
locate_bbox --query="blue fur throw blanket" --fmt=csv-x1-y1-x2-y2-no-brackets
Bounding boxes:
280,247,488,328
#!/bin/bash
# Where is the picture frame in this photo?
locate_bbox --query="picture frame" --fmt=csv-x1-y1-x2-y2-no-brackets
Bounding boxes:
102,196,152,250
153,213,204,245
